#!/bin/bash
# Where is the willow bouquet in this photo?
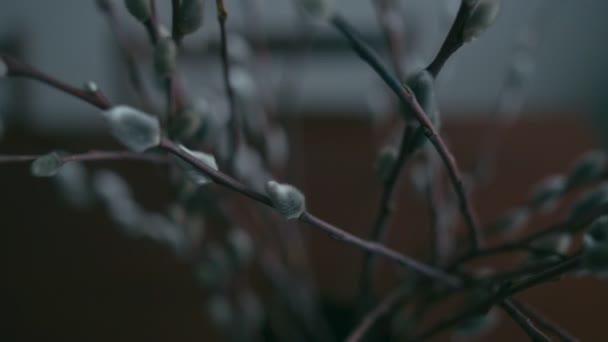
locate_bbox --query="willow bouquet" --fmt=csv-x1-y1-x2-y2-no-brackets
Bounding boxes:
0,0,605,341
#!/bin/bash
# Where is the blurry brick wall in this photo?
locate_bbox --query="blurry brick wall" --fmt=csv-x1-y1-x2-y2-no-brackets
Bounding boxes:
0,115,605,341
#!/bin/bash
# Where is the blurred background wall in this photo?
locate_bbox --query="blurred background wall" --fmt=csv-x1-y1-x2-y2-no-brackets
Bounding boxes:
1,0,608,130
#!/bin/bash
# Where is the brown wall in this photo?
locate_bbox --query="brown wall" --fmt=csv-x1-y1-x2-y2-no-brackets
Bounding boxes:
0,114,606,341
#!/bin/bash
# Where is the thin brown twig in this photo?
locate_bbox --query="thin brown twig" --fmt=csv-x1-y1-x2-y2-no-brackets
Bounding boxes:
0,54,111,110
160,136,461,286
450,202,608,267
426,0,475,78
215,0,243,167
500,298,552,341
511,299,579,342
0,53,458,288
359,126,420,305
331,14,482,251
0,151,167,164
414,256,582,341
372,0,406,81
144,0,160,44
171,0,182,44
347,285,410,342
98,1,153,110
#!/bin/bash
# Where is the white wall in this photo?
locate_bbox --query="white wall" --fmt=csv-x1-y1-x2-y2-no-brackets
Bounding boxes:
0,0,606,132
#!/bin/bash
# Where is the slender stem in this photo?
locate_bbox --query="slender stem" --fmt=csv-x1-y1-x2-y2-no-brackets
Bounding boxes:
471,0,559,189
414,256,581,341
511,299,579,342
500,298,552,341
1,23,461,299
160,136,272,205
165,75,177,128
215,0,243,167
505,256,581,295
301,213,461,287
484,171,607,238
160,137,461,286
331,14,482,250
372,0,406,80
426,153,446,266
144,0,160,44
0,151,167,164
0,54,111,110
98,1,153,110
486,258,568,284
347,285,410,342
451,202,608,267
359,126,419,305
426,0,474,78
171,0,182,44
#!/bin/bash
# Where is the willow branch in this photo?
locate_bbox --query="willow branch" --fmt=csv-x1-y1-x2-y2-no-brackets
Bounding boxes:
511,299,579,342
451,202,608,267
331,14,482,250
414,256,582,341
347,285,409,342
160,137,461,286
500,298,552,342
0,151,167,164
0,54,111,110
426,0,475,77
372,0,406,80
144,0,160,44
359,126,420,305
97,1,153,109
215,0,243,167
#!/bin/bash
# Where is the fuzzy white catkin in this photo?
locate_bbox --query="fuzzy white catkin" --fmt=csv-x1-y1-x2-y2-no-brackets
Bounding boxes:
455,309,498,338
84,81,99,93
265,127,289,169
154,37,177,77
227,228,254,265
297,0,335,21
235,145,270,193
463,0,501,42
582,216,608,276
206,295,233,328
0,57,7,77
54,161,93,208
567,150,607,186
124,0,151,23
176,0,204,36
375,145,398,182
31,152,64,177
102,105,161,152
585,215,608,247
229,67,257,100
173,145,218,186
266,181,306,219
404,69,439,127
527,175,566,212
93,170,144,229
227,34,253,65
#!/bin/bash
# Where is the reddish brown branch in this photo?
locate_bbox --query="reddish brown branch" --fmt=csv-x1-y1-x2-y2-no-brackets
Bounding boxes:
500,298,552,342
160,137,461,286
359,126,420,305
215,0,243,167
414,256,581,340
511,299,579,342
331,15,482,250
426,0,475,78
0,54,111,110
0,151,167,164
347,285,409,342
